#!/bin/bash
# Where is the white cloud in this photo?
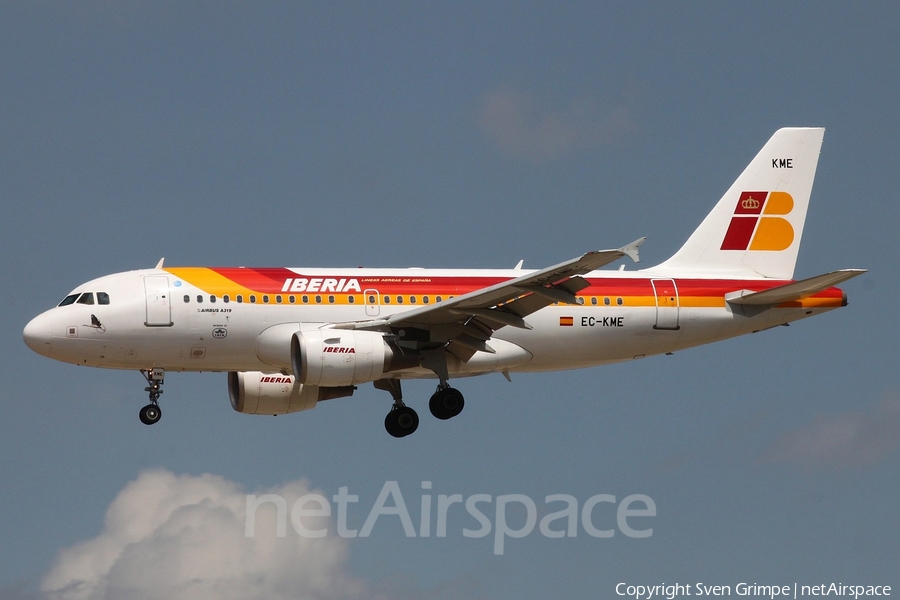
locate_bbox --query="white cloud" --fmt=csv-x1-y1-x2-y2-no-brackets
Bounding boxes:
40,470,366,600
761,394,900,470
478,86,633,163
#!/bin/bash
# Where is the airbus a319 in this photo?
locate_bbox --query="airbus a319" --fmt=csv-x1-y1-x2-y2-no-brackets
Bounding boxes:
23,128,865,437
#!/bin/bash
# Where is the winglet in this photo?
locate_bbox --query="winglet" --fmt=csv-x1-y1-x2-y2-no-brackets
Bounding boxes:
155,257,165,269
618,237,646,264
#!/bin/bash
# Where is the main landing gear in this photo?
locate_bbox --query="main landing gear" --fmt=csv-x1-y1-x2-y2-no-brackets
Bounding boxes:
139,368,164,425
375,378,465,438
375,378,418,438
429,384,465,420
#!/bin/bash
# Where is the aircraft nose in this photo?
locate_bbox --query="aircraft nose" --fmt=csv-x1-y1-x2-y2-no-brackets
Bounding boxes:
23,313,52,357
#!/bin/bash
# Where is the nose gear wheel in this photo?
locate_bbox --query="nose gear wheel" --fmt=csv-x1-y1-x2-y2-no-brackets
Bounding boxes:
139,369,165,426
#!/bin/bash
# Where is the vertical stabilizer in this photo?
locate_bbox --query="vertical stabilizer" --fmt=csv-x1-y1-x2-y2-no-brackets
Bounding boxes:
653,128,824,279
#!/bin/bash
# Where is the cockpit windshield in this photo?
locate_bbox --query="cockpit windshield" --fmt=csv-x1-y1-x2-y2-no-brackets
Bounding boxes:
57,292,110,307
58,294,79,307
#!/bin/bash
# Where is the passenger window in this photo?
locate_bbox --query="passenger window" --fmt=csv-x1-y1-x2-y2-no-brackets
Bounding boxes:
77,293,95,305
302,295,309,304
289,296,296,304
591,297,598,305
237,295,243,303
397,296,404,304
348,296,355,304
262,295,269,303
197,295,203,303
384,296,391,304
423,296,430,304
604,297,610,306
328,295,335,304
58,294,80,307
436,296,442,302
184,295,190,303
210,295,216,303
617,297,624,306
223,295,230,303
410,296,417,304
577,297,584,305
250,295,256,304
315,295,322,304
368,295,376,304
276,295,282,304
97,292,110,305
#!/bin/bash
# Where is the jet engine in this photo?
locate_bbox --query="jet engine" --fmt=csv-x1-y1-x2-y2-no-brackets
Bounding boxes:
227,371,353,415
291,329,397,387
256,324,421,387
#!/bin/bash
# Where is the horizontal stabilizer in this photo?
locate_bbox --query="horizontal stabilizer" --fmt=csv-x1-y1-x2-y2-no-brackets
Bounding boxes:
726,269,867,306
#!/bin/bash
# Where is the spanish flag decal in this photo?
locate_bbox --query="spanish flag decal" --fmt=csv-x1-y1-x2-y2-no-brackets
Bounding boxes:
559,316,574,327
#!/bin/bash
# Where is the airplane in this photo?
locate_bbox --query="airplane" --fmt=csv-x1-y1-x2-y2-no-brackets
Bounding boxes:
23,128,865,437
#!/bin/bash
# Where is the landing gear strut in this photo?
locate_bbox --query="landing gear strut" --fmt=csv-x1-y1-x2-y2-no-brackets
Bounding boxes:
375,378,419,438
139,368,164,425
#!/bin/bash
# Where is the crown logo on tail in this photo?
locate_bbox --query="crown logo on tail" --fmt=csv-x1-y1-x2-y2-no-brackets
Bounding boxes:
741,196,760,210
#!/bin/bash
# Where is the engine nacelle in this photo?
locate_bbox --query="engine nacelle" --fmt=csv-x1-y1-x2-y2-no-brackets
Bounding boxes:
228,371,353,415
291,329,393,387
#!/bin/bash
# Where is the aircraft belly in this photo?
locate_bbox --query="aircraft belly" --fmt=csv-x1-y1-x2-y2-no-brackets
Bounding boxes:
502,305,832,373
77,299,841,374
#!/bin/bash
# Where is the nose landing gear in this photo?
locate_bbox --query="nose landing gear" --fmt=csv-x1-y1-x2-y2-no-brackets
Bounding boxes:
139,403,161,425
139,368,164,425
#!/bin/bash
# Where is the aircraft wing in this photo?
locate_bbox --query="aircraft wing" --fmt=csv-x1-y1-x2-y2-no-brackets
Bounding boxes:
335,238,644,358
725,269,867,306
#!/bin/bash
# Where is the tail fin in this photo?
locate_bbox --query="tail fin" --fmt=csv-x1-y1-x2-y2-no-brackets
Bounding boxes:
653,127,824,279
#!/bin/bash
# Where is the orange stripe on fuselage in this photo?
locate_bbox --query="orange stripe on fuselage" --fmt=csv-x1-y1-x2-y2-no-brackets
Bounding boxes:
161,269,845,309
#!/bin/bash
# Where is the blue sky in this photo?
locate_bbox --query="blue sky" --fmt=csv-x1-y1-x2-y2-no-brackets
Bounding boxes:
2,2,897,598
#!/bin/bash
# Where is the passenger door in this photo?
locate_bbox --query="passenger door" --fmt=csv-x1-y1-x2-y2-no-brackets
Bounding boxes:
144,276,173,326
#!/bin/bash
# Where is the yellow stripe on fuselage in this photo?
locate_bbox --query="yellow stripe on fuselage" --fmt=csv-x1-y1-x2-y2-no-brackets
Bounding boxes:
165,268,258,297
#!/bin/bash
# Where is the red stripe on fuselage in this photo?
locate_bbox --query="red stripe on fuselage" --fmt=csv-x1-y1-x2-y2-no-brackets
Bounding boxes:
197,270,843,302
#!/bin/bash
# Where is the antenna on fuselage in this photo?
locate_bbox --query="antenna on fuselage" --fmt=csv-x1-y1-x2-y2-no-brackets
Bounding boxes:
155,258,165,269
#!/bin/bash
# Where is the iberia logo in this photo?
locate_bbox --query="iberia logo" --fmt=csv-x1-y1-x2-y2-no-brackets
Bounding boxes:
720,191,794,251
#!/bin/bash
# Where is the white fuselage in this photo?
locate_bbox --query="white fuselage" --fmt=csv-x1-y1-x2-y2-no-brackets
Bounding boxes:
23,266,841,380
